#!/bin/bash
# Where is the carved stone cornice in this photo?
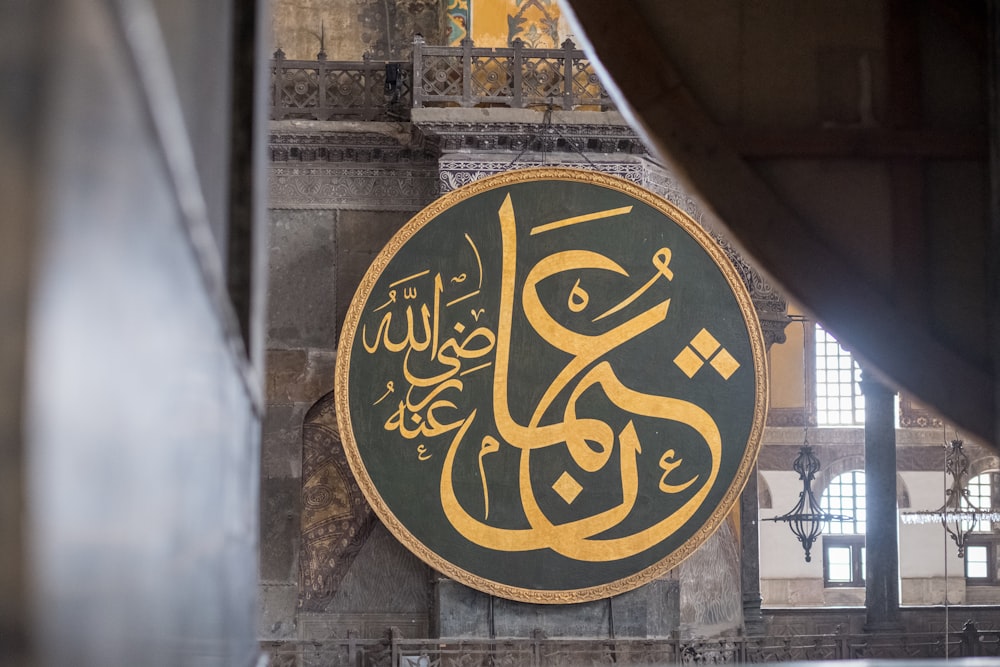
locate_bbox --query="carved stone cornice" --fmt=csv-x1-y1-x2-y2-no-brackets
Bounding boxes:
413,119,647,155
757,440,997,474
270,164,439,210
411,108,645,156
267,124,440,210
268,121,438,164
712,234,791,349
436,155,646,193
767,408,813,428
269,128,437,164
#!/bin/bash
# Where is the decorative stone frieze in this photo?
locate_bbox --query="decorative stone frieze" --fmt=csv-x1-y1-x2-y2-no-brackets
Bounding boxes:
898,393,945,428
270,164,439,210
436,155,646,193
414,119,647,155
270,127,437,164
268,123,439,211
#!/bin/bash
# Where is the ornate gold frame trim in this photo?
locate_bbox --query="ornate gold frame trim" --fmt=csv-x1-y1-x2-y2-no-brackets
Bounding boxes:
335,167,769,603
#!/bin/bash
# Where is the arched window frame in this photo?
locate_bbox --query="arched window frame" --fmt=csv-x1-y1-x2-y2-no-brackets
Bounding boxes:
814,324,865,427
819,469,866,587
964,470,1000,585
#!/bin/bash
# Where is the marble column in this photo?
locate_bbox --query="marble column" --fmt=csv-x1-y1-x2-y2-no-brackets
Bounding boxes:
861,371,903,632
740,463,764,635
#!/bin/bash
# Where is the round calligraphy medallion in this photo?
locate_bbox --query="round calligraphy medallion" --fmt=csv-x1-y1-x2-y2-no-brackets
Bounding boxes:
336,168,767,603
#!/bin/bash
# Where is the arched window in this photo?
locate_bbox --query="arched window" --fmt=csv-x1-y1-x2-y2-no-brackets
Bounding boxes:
966,472,996,533
821,470,866,535
820,470,866,586
815,325,865,426
965,471,999,584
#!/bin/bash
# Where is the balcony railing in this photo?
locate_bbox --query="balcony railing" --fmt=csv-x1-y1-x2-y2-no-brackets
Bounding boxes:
270,37,613,122
271,50,411,121
262,621,1000,666
411,36,611,110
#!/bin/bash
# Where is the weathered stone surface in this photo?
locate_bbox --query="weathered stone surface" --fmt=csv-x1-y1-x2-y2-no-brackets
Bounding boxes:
298,611,429,640
490,596,606,639
260,477,302,583
327,523,431,614
679,519,742,638
435,578,680,639
268,209,338,349
262,403,307,478
271,0,446,61
336,210,411,331
266,348,337,405
611,579,681,638
435,579,491,638
259,583,300,639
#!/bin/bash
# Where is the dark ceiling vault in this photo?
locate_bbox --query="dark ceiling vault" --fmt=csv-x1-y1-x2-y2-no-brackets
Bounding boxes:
563,0,998,447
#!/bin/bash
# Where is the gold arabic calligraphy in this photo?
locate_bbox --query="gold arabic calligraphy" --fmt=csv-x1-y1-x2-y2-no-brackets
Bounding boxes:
362,192,724,562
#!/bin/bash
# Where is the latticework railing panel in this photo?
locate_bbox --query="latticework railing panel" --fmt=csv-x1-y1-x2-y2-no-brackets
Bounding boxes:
571,58,608,107
743,636,842,663
324,69,368,110
275,66,321,114
469,55,514,101
263,626,1000,666
411,37,612,110
519,57,562,103
846,633,954,661
976,630,1000,656
271,55,411,121
419,55,464,100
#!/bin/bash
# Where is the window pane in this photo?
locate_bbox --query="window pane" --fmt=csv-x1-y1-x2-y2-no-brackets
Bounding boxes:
827,546,853,582
967,546,988,579
815,324,864,426
966,473,992,532
822,471,865,534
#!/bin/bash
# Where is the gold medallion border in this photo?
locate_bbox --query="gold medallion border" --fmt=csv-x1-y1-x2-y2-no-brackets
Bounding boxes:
335,167,768,604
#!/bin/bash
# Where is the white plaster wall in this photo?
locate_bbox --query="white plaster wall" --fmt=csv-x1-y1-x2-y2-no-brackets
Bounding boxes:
898,471,965,579
759,470,824,580
760,468,988,606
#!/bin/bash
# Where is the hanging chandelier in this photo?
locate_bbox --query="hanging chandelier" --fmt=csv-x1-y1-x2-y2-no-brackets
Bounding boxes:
900,439,1000,558
762,438,851,562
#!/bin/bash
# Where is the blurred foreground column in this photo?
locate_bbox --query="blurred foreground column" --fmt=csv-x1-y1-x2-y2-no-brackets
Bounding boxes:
861,371,902,633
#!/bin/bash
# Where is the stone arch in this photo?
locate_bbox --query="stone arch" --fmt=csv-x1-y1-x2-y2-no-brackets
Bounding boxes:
298,391,375,612
968,449,1000,479
758,472,772,509
813,454,910,509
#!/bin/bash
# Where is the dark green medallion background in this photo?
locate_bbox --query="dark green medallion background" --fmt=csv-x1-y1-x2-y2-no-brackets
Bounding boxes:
336,168,767,603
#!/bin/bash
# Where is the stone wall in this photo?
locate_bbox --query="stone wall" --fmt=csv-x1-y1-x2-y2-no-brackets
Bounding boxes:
261,123,439,641
272,0,447,60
